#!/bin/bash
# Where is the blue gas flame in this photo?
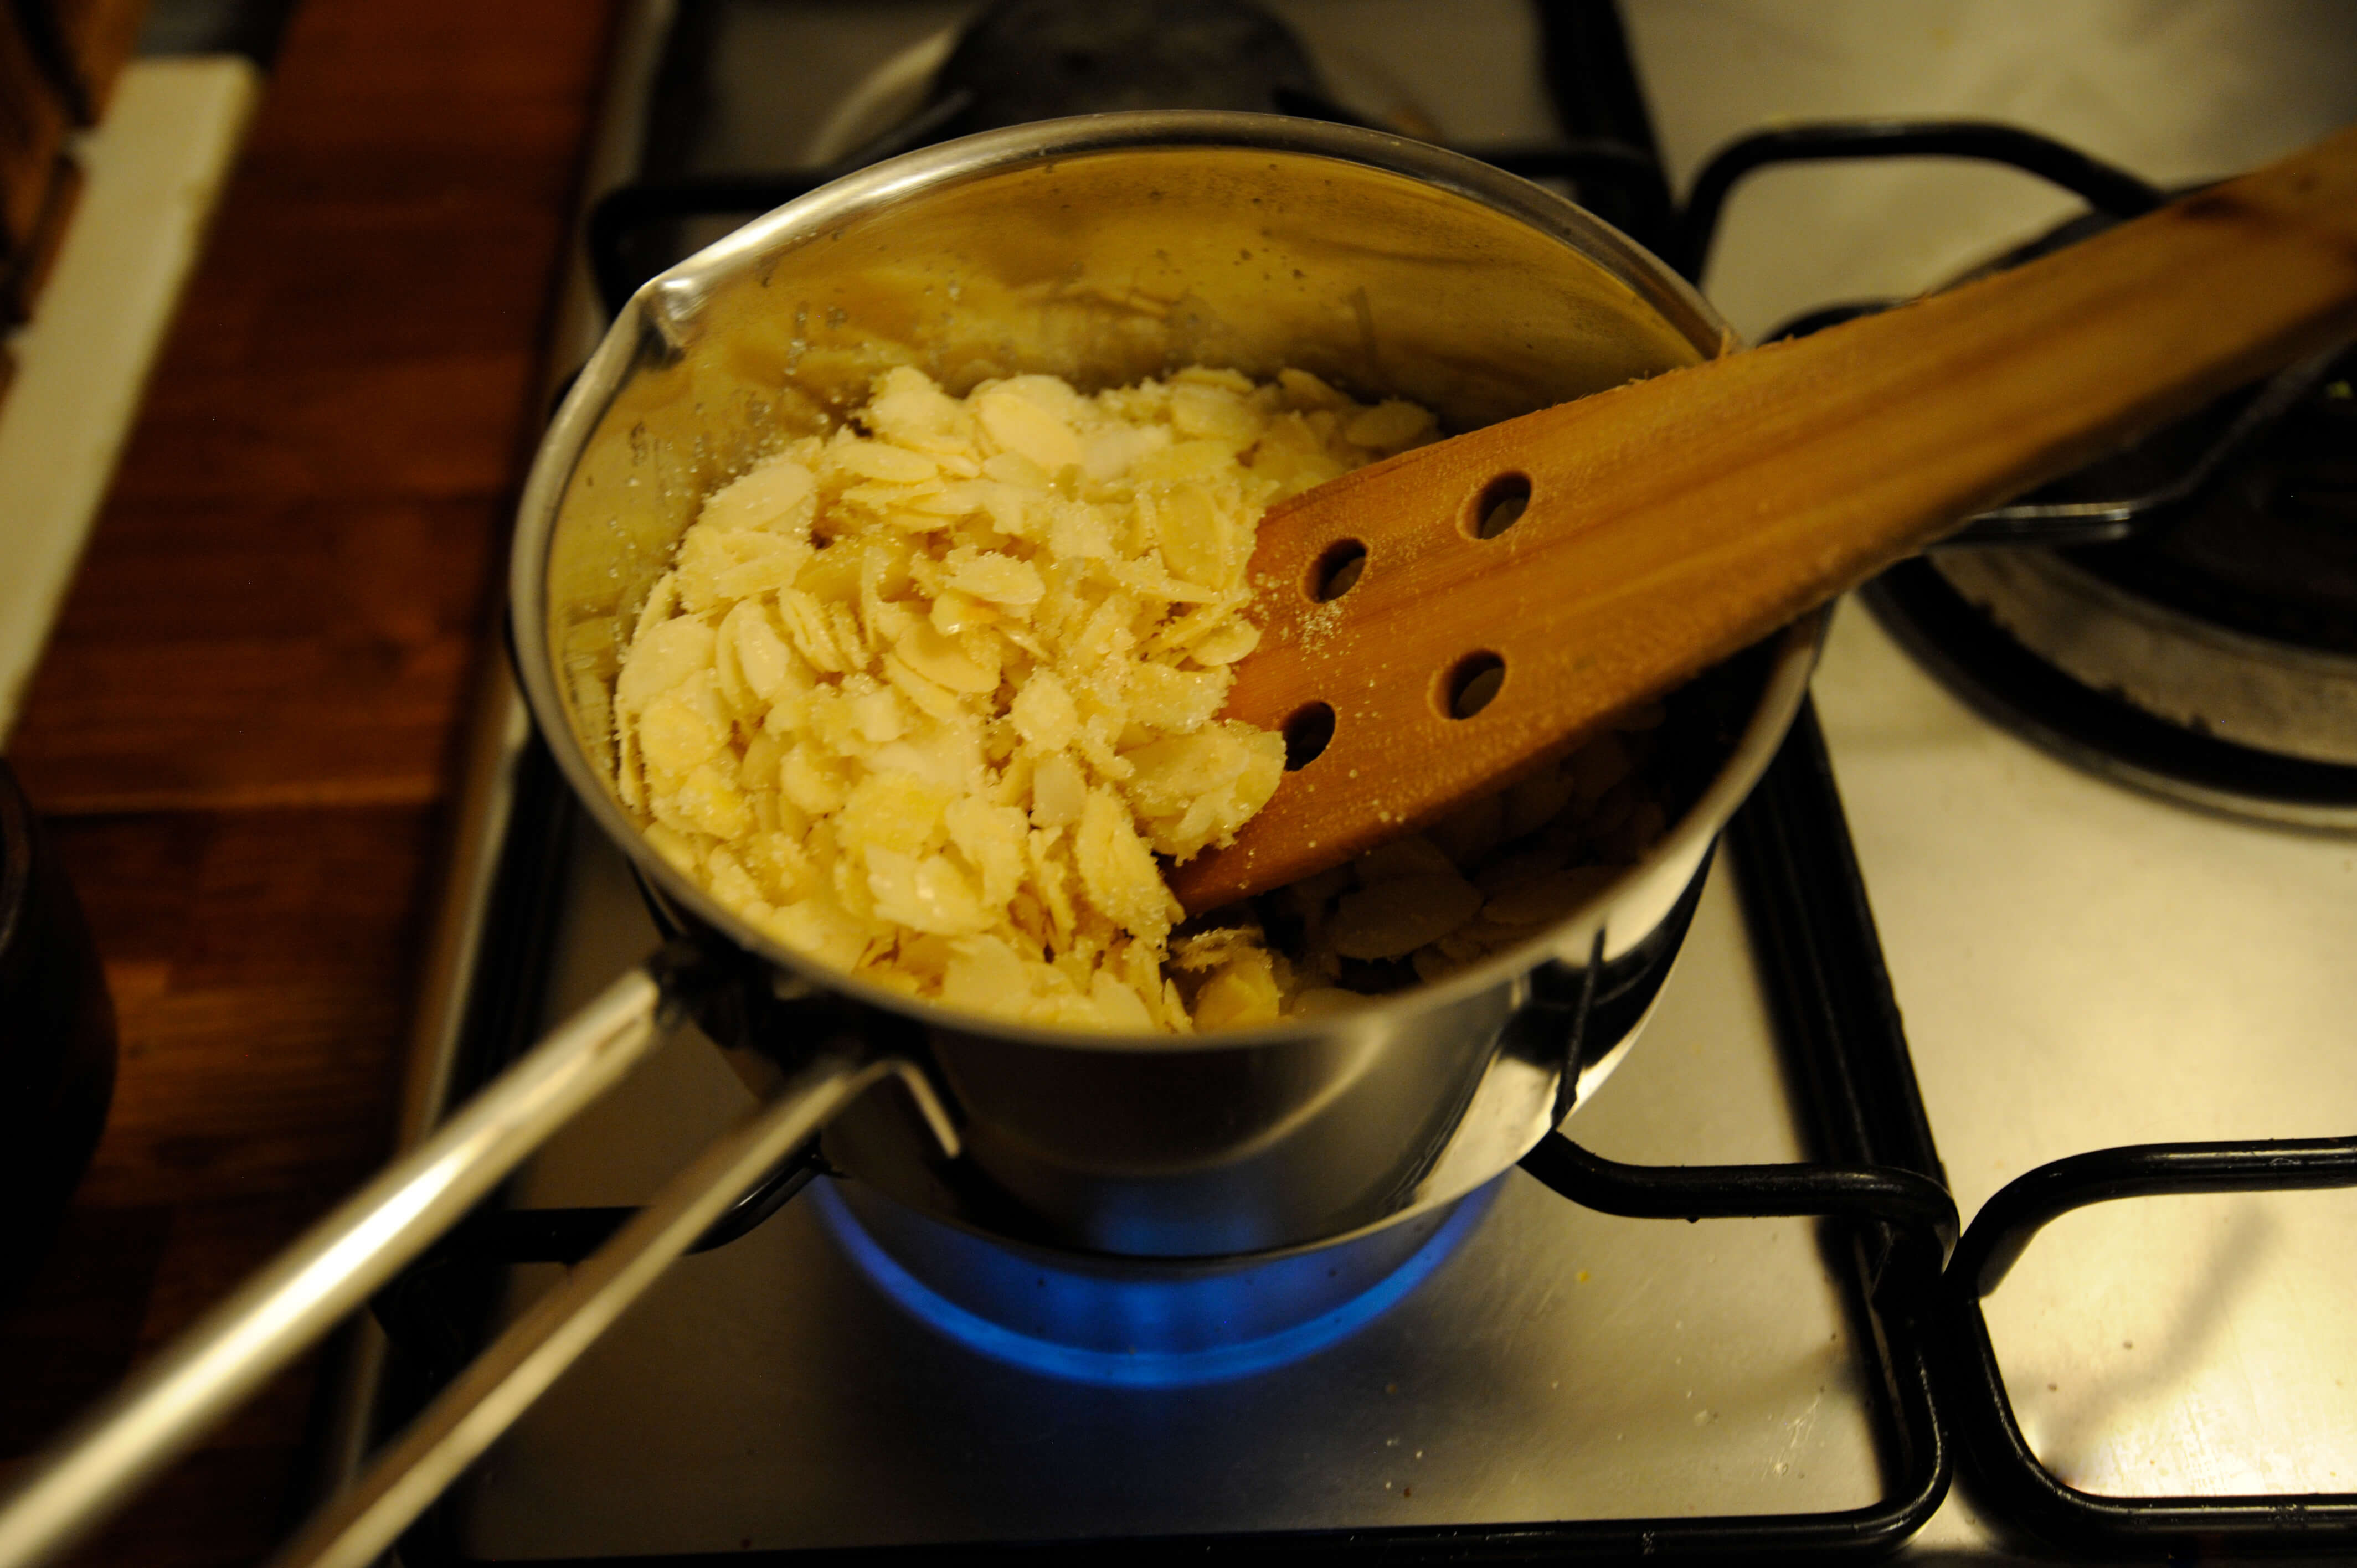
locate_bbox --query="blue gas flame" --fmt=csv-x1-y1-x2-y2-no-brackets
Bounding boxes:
809,1178,1497,1389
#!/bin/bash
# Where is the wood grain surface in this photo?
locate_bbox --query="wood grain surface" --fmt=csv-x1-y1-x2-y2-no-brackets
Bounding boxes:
0,2,618,1561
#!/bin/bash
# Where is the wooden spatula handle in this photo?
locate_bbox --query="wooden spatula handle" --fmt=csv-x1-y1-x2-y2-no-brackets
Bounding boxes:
1169,125,2357,916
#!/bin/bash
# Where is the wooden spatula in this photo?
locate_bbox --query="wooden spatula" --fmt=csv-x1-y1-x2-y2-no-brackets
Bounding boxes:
1166,125,2357,917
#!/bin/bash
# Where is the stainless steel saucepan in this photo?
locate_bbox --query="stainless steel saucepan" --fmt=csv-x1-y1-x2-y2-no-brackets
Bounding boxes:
0,113,1815,1568
519,111,1816,1258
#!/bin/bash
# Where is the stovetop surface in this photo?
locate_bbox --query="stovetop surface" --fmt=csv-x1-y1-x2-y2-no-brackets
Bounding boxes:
441,601,2356,1561
379,2,2357,1560
461,837,1879,1555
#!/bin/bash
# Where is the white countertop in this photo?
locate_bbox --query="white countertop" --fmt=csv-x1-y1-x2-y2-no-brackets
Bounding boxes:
0,55,258,743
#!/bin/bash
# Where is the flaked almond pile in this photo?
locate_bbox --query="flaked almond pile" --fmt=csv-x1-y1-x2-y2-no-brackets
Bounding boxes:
611,364,1669,1033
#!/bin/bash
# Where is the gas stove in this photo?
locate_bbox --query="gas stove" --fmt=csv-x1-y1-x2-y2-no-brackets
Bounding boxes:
321,3,2357,1562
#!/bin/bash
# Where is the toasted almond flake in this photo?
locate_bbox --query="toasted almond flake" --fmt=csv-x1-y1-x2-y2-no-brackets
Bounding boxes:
947,551,1046,607
702,456,817,533
976,385,1084,472
778,590,847,673
831,439,941,484
617,616,717,714
610,364,1659,1033
1328,873,1485,961
896,620,999,693
1008,668,1079,751
1483,864,1619,926
1353,835,1458,885
1344,399,1436,451
1189,620,1260,665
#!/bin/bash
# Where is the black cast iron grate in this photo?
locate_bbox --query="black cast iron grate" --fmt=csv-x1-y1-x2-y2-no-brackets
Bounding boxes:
364,705,2357,1565
1653,113,2357,1556
367,702,1963,1566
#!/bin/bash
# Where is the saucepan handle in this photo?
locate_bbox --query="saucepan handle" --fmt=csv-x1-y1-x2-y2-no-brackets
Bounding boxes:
0,949,954,1568
267,1040,955,1568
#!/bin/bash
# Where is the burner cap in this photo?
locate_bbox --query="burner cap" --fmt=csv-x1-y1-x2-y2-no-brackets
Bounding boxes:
1912,353,2357,782
936,0,1324,131
1861,204,2357,818
2063,370,2357,656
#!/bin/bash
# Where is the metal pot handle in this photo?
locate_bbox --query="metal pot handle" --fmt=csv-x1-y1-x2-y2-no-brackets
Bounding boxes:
271,1039,956,1568
0,950,956,1568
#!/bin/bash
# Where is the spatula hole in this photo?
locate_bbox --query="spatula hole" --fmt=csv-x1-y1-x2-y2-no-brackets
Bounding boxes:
1308,539,1367,602
1442,652,1505,719
1282,702,1336,770
1468,474,1531,539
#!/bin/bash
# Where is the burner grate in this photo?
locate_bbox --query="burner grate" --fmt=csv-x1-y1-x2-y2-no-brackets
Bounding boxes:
360,699,2357,1563
364,707,1964,1564
1946,1138,2357,1555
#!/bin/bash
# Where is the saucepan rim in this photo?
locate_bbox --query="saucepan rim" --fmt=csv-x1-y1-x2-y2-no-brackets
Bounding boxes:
510,109,1820,1054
